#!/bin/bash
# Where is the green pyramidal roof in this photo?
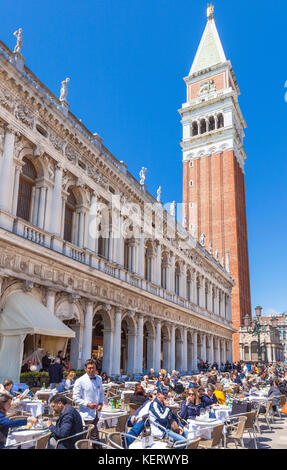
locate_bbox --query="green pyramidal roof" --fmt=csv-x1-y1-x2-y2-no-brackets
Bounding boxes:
190,18,226,75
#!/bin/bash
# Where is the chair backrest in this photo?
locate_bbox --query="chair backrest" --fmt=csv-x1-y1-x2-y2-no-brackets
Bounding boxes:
116,414,129,433
209,424,224,447
75,439,93,449
85,423,95,439
232,416,247,439
35,432,51,449
10,415,28,420
187,437,202,449
107,432,124,449
265,400,273,413
242,411,256,430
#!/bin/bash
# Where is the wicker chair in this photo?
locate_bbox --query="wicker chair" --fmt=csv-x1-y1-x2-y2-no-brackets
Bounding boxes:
107,432,144,449
75,439,113,449
35,432,51,449
187,437,202,449
224,416,247,448
257,399,273,431
99,414,129,440
198,424,224,449
128,403,140,415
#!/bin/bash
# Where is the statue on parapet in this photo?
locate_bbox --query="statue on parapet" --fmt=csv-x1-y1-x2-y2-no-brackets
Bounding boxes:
60,77,70,102
156,186,162,202
13,28,23,54
139,167,147,186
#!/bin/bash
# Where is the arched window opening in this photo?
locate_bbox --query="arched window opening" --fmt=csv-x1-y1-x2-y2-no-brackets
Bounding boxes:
16,157,37,222
192,121,198,136
217,113,224,129
200,119,207,134
209,116,215,131
64,190,77,243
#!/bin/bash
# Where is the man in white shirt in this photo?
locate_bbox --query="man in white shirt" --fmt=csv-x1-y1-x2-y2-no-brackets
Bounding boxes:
73,359,104,442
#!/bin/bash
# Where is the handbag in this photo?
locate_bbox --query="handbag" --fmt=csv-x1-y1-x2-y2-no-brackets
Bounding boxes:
231,399,251,415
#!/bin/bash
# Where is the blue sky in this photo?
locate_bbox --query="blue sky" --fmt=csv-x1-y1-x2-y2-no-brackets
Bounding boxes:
1,0,286,316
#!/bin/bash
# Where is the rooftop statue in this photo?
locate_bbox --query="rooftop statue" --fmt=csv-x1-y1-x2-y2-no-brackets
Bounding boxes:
60,77,70,102
13,28,23,54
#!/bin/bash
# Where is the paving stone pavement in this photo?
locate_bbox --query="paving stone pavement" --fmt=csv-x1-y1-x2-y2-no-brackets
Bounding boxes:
225,414,287,449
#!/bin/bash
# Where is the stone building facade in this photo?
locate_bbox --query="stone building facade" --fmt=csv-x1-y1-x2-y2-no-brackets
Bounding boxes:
240,317,284,363
0,33,234,378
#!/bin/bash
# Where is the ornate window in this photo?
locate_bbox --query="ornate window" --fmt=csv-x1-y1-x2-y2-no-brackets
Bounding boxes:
192,122,198,136
200,119,207,134
209,116,215,131
217,113,224,129
64,190,76,243
16,157,37,222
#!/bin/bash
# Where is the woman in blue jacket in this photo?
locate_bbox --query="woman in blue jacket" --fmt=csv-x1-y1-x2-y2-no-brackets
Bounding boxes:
180,389,201,421
0,393,37,447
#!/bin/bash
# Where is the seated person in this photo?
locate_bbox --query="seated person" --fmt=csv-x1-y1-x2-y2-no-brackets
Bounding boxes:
200,385,218,408
156,374,165,388
141,375,150,391
45,394,83,449
64,371,76,391
149,387,188,446
148,369,156,380
101,372,110,384
125,389,157,447
188,376,199,389
0,393,37,447
129,385,148,406
0,379,27,410
213,383,226,405
179,390,201,421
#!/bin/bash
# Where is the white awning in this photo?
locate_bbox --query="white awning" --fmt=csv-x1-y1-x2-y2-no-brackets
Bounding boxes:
0,292,75,338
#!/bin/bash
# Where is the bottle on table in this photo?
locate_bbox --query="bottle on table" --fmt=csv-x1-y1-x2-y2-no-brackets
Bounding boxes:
42,382,46,390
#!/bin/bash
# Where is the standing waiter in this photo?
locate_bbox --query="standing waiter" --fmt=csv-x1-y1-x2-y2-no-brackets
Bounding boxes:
73,359,104,441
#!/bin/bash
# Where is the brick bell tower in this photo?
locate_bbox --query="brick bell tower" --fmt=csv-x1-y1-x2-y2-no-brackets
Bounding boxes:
179,5,251,361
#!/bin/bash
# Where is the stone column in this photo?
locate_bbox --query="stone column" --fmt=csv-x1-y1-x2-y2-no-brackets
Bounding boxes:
155,320,161,374
127,330,137,374
137,232,145,277
162,329,170,372
50,164,63,236
210,335,214,365
200,277,205,308
182,328,188,373
155,243,161,287
0,127,16,214
136,315,144,373
46,289,57,315
102,328,113,376
192,270,197,304
81,301,94,368
207,283,213,312
181,264,187,299
77,210,85,248
193,331,198,371
201,333,206,362
38,186,47,229
227,340,232,363
170,324,176,371
88,192,98,252
169,254,175,292
12,163,22,215
111,308,122,375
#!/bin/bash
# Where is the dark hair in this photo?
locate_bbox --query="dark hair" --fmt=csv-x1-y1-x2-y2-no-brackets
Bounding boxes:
50,394,68,405
2,379,13,388
134,385,146,396
85,359,97,368
197,387,205,393
0,393,12,415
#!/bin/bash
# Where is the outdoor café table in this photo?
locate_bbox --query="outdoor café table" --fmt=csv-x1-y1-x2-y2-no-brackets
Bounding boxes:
35,389,57,401
98,408,128,429
244,395,269,402
125,382,138,390
6,427,48,449
186,416,223,440
19,399,44,417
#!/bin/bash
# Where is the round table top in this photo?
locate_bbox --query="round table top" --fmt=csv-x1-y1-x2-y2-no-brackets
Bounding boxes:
129,440,168,449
